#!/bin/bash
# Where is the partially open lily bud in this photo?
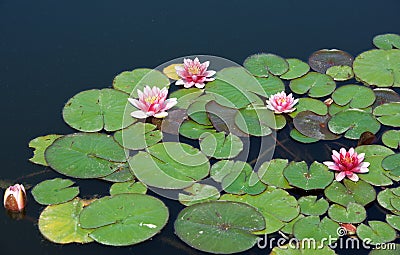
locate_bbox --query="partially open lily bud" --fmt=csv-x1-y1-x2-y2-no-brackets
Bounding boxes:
3,184,26,212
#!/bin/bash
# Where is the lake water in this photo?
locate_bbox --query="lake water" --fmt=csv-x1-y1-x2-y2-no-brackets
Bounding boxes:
1,0,400,254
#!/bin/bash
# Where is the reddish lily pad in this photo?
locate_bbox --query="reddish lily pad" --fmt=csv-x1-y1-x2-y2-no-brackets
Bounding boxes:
293,111,340,140
308,49,354,73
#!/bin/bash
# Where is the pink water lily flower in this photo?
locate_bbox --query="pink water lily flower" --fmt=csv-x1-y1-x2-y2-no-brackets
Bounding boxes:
128,86,177,119
266,91,299,114
323,147,370,182
4,184,26,212
175,57,216,89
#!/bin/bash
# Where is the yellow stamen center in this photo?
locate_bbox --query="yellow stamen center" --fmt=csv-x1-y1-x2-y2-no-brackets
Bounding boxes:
277,98,286,104
188,66,201,75
145,96,158,104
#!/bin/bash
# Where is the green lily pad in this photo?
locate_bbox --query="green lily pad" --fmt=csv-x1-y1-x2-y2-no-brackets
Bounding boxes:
280,214,306,235
39,198,93,244
382,154,400,176
298,196,329,216
324,179,376,207
308,49,354,73
293,216,339,244
179,120,217,139
199,132,243,159
326,65,354,81
270,244,336,255
386,214,400,231
113,68,170,96
356,221,396,245
255,76,285,97
373,33,400,50
205,79,253,109
235,107,283,136
382,130,400,149
79,194,168,246
109,181,147,195
129,142,209,189
178,183,220,206
355,145,395,186
353,49,400,87
187,94,214,125
258,159,292,189
169,88,203,109
289,72,336,98
293,111,340,140
289,98,328,118
63,89,136,132
205,100,247,137
221,188,299,234
372,88,400,108
290,129,319,143
280,58,310,80
114,123,162,150
332,85,376,108
210,160,247,183
174,201,265,254
377,187,400,215
244,53,289,77
29,134,62,166
283,161,334,190
373,102,400,127
45,133,127,178
32,178,79,205
99,163,134,183
222,161,267,195
328,202,366,224
328,109,381,139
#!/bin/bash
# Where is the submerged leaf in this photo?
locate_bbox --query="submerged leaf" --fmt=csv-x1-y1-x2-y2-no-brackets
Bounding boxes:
308,49,353,73
293,111,340,140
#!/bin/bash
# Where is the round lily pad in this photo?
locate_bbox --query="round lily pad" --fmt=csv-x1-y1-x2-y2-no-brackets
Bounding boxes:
222,161,266,195
328,109,381,139
29,134,62,166
178,183,220,206
328,202,366,224
200,132,243,159
382,154,400,176
113,68,170,96
270,244,336,255
114,123,162,150
293,216,339,244
356,221,396,245
162,63,182,80
386,214,400,231
235,107,279,137
258,159,292,189
280,58,310,80
255,76,285,97
308,49,354,73
244,53,289,77
187,95,214,125
32,178,79,205
332,85,376,108
129,142,210,189
288,98,328,118
179,120,217,140
289,72,336,98
280,214,305,235
210,160,247,183
373,102,400,127
45,133,127,178
377,187,400,215
293,111,340,140
39,198,93,244
373,33,400,50
99,163,134,183
79,194,168,246
63,89,136,132
290,129,319,143
326,65,354,81
109,181,147,196
298,196,329,216
283,161,334,190
382,130,400,149
353,49,400,87
205,79,253,109
169,88,203,109
221,188,299,234
324,179,376,207
372,88,400,108
174,201,265,254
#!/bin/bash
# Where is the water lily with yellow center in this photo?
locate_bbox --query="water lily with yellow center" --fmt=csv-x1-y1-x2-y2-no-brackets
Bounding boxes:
175,57,216,89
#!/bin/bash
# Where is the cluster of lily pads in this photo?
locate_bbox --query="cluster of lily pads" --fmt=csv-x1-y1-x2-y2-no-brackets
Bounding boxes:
26,33,400,254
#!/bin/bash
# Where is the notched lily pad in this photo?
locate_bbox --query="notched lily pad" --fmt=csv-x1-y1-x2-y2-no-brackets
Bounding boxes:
290,129,319,144
114,123,162,150
328,202,366,224
289,72,336,98
178,183,220,206
356,221,396,245
326,65,354,81
289,98,328,118
373,33,400,50
163,64,182,80
386,214,400,231
382,130,400,149
200,132,243,159
270,244,336,255
293,216,339,244
170,88,203,109
293,111,340,140
377,187,400,215
324,179,376,207
258,159,292,189
109,181,147,196
29,134,63,166
308,49,353,73
373,102,400,127
174,201,265,254
244,53,289,77
298,196,329,216
210,160,247,183
32,178,79,205
280,58,310,80
179,120,217,140
332,85,376,109
382,154,400,176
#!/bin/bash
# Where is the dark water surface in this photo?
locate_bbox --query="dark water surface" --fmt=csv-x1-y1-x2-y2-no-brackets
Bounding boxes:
1,0,400,254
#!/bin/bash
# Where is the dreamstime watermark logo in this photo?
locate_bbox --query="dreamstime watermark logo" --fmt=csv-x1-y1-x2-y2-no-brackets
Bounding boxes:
257,227,397,251
122,55,277,200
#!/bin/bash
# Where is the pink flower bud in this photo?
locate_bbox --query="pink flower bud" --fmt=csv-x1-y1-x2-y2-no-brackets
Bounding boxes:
3,184,26,212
